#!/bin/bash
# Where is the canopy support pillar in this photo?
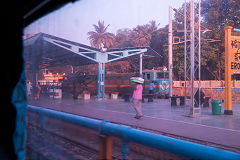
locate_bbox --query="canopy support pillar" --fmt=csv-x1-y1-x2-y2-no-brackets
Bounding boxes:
97,63,105,98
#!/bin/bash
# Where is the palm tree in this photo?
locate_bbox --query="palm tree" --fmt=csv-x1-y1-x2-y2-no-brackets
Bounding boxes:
87,20,115,49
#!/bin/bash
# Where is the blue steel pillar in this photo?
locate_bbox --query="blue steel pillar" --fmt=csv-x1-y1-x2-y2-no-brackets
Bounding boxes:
97,63,105,98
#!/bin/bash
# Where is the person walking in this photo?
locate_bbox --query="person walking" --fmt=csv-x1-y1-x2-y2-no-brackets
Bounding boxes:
131,77,144,119
194,88,205,107
34,82,41,100
149,81,155,94
26,80,32,96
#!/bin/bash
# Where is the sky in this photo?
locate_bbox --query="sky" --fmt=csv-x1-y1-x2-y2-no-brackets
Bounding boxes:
24,0,186,46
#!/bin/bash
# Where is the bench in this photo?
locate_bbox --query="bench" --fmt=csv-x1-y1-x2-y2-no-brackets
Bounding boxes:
171,96,185,106
111,92,119,99
105,92,119,99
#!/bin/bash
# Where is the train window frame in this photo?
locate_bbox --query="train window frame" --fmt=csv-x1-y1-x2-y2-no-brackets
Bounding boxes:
157,72,164,79
146,73,150,80
157,72,168,79
165,73,169,79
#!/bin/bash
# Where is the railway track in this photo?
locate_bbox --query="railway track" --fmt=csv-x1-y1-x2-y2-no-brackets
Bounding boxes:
27,112,174,160
27,123,100,160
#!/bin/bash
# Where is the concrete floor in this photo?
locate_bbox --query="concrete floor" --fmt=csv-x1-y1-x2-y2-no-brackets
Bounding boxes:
29,96,240,130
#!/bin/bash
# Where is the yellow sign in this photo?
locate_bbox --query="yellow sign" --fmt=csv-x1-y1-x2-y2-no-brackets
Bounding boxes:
230,36,240,74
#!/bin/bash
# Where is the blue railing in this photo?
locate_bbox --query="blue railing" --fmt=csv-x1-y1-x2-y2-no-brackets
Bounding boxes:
27,105,240,160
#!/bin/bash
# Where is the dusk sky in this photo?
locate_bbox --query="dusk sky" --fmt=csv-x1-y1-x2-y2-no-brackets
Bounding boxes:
24,0,186,45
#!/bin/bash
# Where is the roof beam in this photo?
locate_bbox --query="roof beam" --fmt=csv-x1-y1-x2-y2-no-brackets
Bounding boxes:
43,37,98,62
43,36,148,64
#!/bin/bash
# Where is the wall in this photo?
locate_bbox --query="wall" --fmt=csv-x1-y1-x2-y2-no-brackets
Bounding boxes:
173,80,240,88
172,81,240,101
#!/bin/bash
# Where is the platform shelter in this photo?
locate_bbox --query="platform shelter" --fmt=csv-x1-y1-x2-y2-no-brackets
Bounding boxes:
24,33,161,98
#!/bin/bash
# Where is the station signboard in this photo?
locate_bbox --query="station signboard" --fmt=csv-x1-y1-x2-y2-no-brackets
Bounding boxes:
230,36,240,74
224,26,240,115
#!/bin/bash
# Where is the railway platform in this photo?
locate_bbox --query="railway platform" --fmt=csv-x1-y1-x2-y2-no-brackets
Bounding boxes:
27,96,240,153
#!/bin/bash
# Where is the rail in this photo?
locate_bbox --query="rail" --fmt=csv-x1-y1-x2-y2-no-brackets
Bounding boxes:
27,105,240,160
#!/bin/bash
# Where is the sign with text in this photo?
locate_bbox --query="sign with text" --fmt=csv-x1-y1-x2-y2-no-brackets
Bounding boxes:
230,36,240,74
224,26,240,115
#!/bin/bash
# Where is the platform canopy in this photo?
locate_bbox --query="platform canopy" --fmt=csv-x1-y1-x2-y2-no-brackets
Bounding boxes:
24,32,161,70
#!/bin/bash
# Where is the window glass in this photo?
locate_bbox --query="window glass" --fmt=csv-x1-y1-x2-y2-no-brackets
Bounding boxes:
146,73,150,80
22,0,231,159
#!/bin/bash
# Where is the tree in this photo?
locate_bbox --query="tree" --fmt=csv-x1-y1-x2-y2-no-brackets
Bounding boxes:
129,21,158,47
169,0,240,80
112,21,162,72
113,21,160,49
87,20,115,49
113,28,132,48
126,21,161,72
149,26,169,69
201,0,240,80
149,20,159,33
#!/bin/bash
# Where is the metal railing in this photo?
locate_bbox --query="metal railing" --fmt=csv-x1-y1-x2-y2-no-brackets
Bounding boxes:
27,105,240,160
173,86,240,89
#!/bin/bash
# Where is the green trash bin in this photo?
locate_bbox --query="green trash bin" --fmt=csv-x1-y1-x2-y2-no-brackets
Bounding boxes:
211,99,222,115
